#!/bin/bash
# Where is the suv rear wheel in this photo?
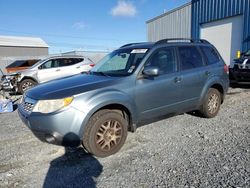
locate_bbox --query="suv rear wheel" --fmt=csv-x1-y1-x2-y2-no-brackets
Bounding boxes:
199,88,221,118
83,110,128,157
18,79,37,94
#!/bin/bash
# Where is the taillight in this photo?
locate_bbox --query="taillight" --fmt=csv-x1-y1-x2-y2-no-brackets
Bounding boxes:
89,64,95,67
224,64,229,74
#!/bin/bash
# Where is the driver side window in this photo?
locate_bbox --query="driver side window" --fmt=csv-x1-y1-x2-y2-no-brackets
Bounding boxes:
146,48,177,75
40,59,60,69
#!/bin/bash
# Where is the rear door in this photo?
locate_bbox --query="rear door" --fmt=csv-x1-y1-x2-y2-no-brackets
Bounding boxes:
176,46,208,109
200,45,228,78
56,58,81,78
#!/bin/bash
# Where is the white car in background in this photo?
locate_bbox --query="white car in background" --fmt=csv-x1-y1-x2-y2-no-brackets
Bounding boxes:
14,55,95,93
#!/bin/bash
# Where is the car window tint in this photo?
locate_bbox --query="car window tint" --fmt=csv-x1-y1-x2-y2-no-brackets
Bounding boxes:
41,60,53,69
29,60,39,66
57,59,76,67
74,58,84,63
200,46,220,65
132,53,145,67
22,61,30,67
41,59,61,69
146,48,176,75
179,46,203,70
6,60,25,68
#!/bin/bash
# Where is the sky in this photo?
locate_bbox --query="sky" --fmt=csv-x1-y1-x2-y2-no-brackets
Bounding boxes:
0,0,190,54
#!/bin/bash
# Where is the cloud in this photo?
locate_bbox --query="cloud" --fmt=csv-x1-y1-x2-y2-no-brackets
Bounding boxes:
72,22,86,30
110,1,137,17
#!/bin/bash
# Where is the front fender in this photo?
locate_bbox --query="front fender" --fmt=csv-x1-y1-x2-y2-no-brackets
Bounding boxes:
74,89,137,137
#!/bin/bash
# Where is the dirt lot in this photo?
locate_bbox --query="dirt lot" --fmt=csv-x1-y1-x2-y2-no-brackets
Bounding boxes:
0,87,249,188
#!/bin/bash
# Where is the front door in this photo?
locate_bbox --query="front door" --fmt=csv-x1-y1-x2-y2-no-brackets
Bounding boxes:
37,58,69,83
135,47,181,120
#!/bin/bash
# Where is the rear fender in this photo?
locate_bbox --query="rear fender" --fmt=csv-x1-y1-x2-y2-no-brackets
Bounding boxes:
198,76,226,107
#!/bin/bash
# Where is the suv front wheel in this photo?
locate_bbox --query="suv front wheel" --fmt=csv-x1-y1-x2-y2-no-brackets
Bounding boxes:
199,88,221,118
83,110,128,157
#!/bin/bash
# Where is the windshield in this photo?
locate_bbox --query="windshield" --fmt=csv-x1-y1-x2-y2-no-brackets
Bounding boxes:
91,48,148,76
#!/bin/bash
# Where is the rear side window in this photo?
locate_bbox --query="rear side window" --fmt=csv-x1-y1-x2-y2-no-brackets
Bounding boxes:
74,58,84,64
200,46,220,65
178,46,204,70
58,58,76,67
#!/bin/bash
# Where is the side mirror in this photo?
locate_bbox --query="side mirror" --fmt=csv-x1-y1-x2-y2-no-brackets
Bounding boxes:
143,66,159,77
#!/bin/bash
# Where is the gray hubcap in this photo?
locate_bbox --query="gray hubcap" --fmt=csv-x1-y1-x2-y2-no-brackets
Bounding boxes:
208,93,219,114
95,120,122,151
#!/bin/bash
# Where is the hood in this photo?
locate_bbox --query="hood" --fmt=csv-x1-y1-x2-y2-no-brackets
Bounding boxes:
26,74,121,100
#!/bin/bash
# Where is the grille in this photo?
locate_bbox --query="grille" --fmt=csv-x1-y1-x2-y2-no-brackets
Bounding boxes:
20,96,36,113
21,102,34,113
238,65,250,69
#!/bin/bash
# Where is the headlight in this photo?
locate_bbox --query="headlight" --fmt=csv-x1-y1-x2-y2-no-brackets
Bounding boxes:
33,97,74,113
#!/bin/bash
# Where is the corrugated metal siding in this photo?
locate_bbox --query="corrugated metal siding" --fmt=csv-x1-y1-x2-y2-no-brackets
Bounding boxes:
0,35,49,48
192,0,250,51
0,46,48,57
147,3,191,42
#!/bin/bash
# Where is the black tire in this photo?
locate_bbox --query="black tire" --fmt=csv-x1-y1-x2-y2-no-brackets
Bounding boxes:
199,88,221,118
18,79,37,94
83,110,128,157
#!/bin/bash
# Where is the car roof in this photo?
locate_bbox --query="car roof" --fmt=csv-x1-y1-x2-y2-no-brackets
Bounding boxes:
47,55,85,59
119,42,155,50
119,39,212,50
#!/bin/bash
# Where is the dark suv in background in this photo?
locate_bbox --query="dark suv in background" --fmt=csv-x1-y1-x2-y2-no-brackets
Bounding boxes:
230,49,250,84
18,38,229,157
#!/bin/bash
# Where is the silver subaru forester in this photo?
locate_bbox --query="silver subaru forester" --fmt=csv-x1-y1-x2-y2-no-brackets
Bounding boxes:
18,39,229,157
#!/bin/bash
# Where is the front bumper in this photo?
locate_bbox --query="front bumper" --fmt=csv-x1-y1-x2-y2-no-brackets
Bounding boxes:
18,104,86,147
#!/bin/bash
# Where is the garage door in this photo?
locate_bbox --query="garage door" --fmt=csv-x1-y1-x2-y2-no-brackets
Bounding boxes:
200,16,243,66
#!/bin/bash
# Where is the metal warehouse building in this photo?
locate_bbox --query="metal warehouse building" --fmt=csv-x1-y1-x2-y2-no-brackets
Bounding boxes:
0,35,48,57
147,0,250,66
0,35,49,73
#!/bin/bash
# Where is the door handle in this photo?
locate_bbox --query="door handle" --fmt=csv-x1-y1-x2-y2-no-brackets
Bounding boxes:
205,71,211,76
174,77,182,83
56,69,61,72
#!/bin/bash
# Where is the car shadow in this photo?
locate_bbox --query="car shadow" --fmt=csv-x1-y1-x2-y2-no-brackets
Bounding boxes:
186,110,205,118
137,113,182,128
12,97,22,112
43,147,103,188
230,83,250,89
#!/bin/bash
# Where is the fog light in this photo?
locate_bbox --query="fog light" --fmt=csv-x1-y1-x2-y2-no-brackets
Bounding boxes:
45,134,56,143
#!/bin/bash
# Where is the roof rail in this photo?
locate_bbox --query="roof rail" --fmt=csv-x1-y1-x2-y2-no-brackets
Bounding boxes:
155,38,210,45
199,39,210,44
120,43,145,48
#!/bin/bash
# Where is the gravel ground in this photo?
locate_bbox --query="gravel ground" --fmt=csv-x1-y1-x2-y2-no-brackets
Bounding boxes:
0,87,249,188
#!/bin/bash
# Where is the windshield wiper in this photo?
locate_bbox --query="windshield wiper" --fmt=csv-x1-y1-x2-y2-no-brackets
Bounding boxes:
91,71,109,77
